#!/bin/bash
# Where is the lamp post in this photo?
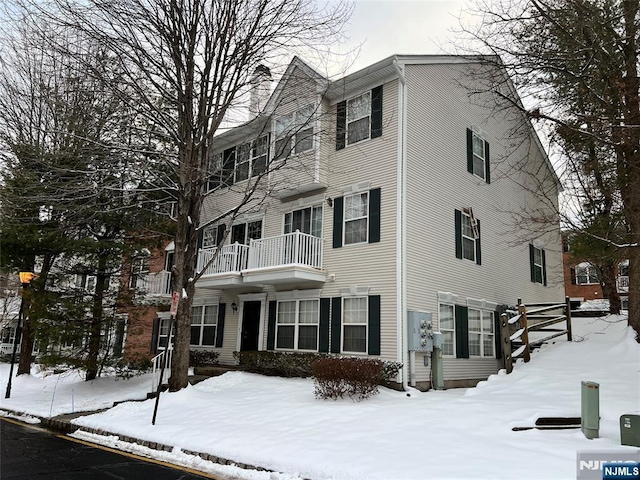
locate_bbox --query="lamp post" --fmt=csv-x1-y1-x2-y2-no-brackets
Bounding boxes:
5,272,34,399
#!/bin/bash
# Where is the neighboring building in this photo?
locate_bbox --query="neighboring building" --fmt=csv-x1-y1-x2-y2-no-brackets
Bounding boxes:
130,55,565,389
563,238,629,310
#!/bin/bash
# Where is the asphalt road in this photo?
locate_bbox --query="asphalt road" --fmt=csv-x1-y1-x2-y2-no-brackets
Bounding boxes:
0,417,219,479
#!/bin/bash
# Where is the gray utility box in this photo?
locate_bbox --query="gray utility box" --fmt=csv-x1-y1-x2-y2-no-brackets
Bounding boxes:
408,311,433,352
621,414,640,447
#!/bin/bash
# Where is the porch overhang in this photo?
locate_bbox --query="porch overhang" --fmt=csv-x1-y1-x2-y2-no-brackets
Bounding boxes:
241,265,326,286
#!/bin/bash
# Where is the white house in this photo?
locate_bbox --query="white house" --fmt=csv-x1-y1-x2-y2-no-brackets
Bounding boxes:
151,55,564,390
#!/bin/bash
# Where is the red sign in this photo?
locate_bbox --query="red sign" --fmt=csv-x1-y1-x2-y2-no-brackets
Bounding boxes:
170,291,180,316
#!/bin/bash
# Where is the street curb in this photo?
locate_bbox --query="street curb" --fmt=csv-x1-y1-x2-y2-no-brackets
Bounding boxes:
1,408,276,475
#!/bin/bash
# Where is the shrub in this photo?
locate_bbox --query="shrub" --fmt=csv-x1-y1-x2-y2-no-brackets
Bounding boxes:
312,357,384,401
233,350,328,377
189,349,220,367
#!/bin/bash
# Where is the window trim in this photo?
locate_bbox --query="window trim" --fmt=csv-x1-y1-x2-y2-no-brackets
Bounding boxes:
471,131,487,180
575,262,599,285
284,204,323,237
346,91,372,146
341,296,368,354
531,245,545,284
461,211,477,262
190,304,219,347
275,298,320,352
274,105,315,159
467,308,495,358
343,191,369,245
438,303,456,357
207,135,270,190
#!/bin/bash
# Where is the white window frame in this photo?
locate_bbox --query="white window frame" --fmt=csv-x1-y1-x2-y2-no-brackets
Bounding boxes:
158,317,171,350
275,299,320,351
346,91,371,146
438,303,456,357
341,296,368,354
471,131,486,180
461,211,477,262
284,205,323,237
274,105,315,159
344,191,369,245
575,262,599,285
468,308,495,358
190,304,218,347
532,246,544,284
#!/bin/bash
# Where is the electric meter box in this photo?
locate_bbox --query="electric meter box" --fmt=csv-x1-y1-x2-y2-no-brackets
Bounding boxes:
620,413,640,447
407,311,433,352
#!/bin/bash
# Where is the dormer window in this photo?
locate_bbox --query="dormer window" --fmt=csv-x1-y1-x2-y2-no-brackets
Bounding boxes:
274,105,315,159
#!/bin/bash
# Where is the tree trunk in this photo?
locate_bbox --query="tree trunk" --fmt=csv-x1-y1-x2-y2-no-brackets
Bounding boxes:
599,264,621,315
86,254,108,381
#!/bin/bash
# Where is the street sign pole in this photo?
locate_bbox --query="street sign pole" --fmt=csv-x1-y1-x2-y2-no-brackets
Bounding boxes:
152,292,179,425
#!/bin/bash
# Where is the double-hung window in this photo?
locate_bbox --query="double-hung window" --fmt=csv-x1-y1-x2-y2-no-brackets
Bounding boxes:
336,86,383,150
190,305,218,346
468,309,495,357
344,192,369,245
466,128,490,183
455,209,481,264
285,205,323,237
439,304,455,356
274,105,315,159
130,253,150,289
202,224,226,249
346,92,371,145
342,297,367,353
208,135,269,189
529,244,546,285
276,299,319,351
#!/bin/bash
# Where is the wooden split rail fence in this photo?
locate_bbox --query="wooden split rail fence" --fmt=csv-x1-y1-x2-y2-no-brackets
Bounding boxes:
498,297,573,374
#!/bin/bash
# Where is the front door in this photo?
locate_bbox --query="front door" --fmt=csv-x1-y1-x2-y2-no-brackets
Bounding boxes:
240,301,261,351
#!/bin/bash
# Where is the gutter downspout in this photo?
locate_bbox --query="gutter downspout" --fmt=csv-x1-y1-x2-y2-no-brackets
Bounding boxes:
393,58,409,390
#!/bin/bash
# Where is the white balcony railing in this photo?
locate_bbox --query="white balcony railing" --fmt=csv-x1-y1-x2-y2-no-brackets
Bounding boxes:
137,271,172,296
247,231,322,270
197,243,249,276
617,275,629,293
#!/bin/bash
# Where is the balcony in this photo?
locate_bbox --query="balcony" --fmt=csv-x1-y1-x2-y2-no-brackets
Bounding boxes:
242,231,325,285
135,271,172,296
196,243,248,288
196,231,325,288
617,275,629,294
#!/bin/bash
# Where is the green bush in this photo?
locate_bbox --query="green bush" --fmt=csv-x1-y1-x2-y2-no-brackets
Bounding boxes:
312,357,383,401
233,350,402,386
233,350,327,377
189,349,220,367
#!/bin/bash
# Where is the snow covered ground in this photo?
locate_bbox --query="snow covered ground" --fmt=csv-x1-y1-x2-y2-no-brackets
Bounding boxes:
1,315,639,480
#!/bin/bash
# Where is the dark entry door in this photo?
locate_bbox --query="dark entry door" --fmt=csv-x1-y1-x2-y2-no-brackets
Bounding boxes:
240,301,261,351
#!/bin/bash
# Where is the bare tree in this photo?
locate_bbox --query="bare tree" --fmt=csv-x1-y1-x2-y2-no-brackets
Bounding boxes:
30,0,352,390
455,0,640,337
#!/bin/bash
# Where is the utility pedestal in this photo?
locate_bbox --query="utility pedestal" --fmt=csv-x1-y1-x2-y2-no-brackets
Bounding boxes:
581,381,600,439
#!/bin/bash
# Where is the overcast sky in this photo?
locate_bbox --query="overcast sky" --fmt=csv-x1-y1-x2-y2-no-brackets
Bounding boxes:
328,0,472,75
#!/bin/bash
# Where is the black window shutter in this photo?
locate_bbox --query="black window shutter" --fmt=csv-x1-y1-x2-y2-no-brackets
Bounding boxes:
484,141,491,184
570,267,577,285
331,297,342,353
368,295,381,355
542,249,547,286
455,209,462,259
466,128,474,174
197,228,204,250
267,300,277,350
333,196,344,248
371,86,383,139
529,244,536,283
319,298,330,353
455,305,469,358
475,218,481,265
493,309,502,360
369,188,381,243
150,317,160,354
215,303,226,348
336,101,346,150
